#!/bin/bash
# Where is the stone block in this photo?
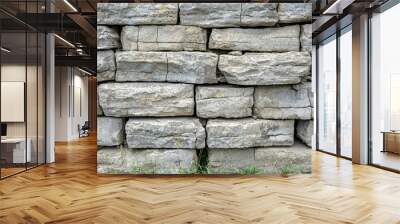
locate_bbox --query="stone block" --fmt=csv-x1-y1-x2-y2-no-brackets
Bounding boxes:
97,26,121,50
296,120,313,147
301,24,312,52
241,3,278,26
97,50,116,82
209,26,300,52
195,86,254,118
97,3,178,25
121,26,139,50
218,52,311,85
97,117,124,146
278,3,312,24
126,118,206,149
206,118,294,148
98,82,194,117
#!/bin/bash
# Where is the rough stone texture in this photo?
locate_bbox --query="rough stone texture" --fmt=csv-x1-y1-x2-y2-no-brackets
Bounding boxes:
98,82,194,117
97,3,178,25
278,3,312,24
125,118,206,149
254,83,313,120
97,50,116,82
121,26,139,50
97,100,103,116
97,26,121,50
209,26,300,52
97,117,124,146
179,3,241,28
208,141,310,174
206,119,294,148
196,86,254,118
241,3,278,27
296,120,313,147
125,25,208,51
219,52,311,85
301,24,312,52
97,148,198,174
115,51,218,84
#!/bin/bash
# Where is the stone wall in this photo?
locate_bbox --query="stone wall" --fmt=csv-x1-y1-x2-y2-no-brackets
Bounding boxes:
97,3,313,175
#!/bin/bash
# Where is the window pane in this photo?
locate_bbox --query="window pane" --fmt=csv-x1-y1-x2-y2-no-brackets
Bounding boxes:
318,36,337,154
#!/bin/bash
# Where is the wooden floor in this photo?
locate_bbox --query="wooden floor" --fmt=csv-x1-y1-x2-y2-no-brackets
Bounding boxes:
1,135,400,224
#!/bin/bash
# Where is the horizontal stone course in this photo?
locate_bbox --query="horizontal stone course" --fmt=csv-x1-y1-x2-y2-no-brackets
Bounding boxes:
196,86,254,118
97,148,198,174
254,82,313,120
208,141,311,174
98,82,194,117
97,117,124,146
97,50,116,82
125,118,206,149
209,26,300,52
97,26,121,50
206,118,294,148
97,3,178,25
218,52,311,85
115,51,218,84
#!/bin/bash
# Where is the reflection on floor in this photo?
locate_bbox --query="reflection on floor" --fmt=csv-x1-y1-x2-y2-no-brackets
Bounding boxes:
373,150,400,171
0,135,400,223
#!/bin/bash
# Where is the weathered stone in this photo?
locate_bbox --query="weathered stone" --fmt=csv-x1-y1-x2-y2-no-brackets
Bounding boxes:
97,3,178,25
241,3,278,27
97,26,120,50
125,118,205,149
121,26,139,50
97,117,124,146
301,24,312,52
278,3,312,23
97,50,116,82
115,51,218,84
98,82,194,117
97,148,198,174
97,101,103,116
228,51,242,56
207,141,311,174
296,120,313,147
206,119,294,148
218,52,311,85
254,83,313,120
122,25,207,51
196,86,254,118
179,3,241,28
209,26,300,52
116,51,167,82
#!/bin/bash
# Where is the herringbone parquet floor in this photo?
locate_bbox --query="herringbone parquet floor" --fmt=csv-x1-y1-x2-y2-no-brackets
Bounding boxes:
1,135,400,224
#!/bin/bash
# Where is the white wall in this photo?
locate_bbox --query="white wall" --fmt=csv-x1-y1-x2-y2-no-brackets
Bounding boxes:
55,67,89,141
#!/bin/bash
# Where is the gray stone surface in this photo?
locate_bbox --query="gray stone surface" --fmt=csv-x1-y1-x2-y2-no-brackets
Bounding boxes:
97,3,178,25
98,82,194,117
97,50,116,82
125,118,205,149
209,26,300,52
97,148,198,174
278,3,312,23
241,3,278,27
97,117,124,146
179,3,241,28
208,141,311,174
218,52,311,85
254,83,313,120
115,51,218,84
121,26,139,50
301,24,312,52
206,118,294,148
97,26,121,50
296,120,313,147
196,86,254,118
123,25,207,51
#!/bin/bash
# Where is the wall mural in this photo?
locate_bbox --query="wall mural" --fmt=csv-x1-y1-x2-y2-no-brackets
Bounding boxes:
97,3,313,175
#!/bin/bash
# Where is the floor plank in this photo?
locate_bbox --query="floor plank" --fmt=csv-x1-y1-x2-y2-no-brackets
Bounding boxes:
0,135,400,224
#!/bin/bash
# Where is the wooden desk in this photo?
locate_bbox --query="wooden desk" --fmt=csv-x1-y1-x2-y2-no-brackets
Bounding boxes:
1,138,31,163
382,131,400,155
